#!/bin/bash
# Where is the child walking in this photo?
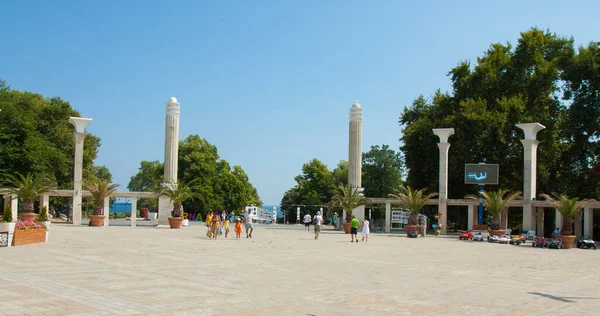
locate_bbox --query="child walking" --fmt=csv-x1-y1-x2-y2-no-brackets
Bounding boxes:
235,219,242,239
223,216,230,238
361,217,370,242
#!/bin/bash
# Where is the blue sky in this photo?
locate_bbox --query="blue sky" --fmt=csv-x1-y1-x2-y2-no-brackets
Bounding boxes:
1,1,599,205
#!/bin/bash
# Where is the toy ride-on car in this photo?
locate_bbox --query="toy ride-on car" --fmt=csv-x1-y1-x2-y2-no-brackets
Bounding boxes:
531,236,546,247
577,235,596,250
473,232,485,241
548,238,564,249
509,235,522,245
459,231,473,240
488,235,500,243
408,229,419,238
498,235,510,244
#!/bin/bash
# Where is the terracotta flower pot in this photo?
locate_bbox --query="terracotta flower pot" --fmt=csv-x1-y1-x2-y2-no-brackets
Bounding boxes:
18,213,38,222
405,225,420,237
472,224,488,231
168,217,183,229
89,215,105,227
489,229,506,237
343,222,351,234
560,235,576,249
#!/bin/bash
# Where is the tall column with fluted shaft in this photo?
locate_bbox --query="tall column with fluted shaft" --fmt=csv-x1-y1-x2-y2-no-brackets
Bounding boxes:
158,97,180,226
516,123,545,232
433,128,454,234
69,117,93,226
347,100,365,221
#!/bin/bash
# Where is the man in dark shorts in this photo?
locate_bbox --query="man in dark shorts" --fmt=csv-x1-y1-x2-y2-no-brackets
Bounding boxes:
351,215,359,242
303,213,312,232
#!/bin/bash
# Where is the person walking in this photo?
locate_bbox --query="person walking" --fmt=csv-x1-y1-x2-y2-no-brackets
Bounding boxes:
211,213,221,240
235,218,242,239
245,209,254,238
332,212,338,231
361,216,370,242
223,215,230,238
303,213,312,232
229,211,235,222
351,215,360,243
314,211,323,240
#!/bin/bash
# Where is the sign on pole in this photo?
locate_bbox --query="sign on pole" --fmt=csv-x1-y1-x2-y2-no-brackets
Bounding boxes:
464,164,499,185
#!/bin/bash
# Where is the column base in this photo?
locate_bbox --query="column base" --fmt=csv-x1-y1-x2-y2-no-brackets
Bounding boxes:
158,197,173,226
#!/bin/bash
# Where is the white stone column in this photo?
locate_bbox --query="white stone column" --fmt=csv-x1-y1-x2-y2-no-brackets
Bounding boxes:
158,97,180,226
348,100,365,220
69,117,93,226
103,197,110,227
10,194,18,222
501,210,509,230
555,210,563,231
583,207,593,236
433,128,454,234
467,204,474,230
516,123,545,232
39,195,49,214
131,198,137,227
385,202,391,233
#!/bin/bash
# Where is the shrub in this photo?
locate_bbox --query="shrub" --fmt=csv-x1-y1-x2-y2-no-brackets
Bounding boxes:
36,206,49,222
1,205,12,223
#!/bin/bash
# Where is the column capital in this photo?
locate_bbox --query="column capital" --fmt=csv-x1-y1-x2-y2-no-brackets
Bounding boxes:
520,139,540,147
433,128,455,143
69,117,93,134
516,123,545,140
166,97,180,117
437,143,451,151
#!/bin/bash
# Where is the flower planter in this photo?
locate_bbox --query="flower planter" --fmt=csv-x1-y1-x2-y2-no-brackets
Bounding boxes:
560,235,576,249
18,213,38,222
148,212,157,220
89,215,105,227
405,225,420,237
343,222,351,234
12,228,46,246
168,217,183,229
489,229,506,237
182,219,189,227
0,222,16,247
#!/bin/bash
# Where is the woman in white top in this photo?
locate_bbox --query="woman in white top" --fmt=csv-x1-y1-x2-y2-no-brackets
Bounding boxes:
361,217,370,242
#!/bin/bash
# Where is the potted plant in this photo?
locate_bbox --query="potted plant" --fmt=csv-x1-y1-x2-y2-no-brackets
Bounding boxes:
0,205,15,247
158,180,202,229
5,172,55,221
389,186,438,237
84,177,120,227
328,184,372,234
36,206,50,242
539,193,596,249
467,189,521,237
12,220,46,246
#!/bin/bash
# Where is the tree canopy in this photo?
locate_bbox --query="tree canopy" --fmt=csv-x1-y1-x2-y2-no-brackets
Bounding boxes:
400,28,600,199
0,80,108,190
127,134,262,216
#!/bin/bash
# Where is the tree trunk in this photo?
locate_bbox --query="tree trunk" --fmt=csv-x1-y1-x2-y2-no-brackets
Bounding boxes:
345,209,353,222
22,199,34,213
93,205,103,216
173,203,182,218
490,215,500,230
408,211,419,226
562,216,574,235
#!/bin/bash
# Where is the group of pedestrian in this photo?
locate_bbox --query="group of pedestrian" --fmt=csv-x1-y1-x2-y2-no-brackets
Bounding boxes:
303,211,370,242
205,209,254,240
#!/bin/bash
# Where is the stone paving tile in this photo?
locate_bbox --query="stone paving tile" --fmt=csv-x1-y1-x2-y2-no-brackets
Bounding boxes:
2,224,600,315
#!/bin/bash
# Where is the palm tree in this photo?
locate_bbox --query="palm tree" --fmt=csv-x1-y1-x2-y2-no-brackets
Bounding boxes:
389,186,437,226
539,193,596,236
466,189,521,230
5,173,55,214
328,184,371,222
158,180,202,218
84,177,120,216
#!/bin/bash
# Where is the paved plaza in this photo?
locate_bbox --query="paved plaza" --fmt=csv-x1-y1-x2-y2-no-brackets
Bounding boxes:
1,224,600,316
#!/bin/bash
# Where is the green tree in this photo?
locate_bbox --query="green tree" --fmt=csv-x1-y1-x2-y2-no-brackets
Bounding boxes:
539,193,596,235
0,83,105,193
295,159,334,211
331,160,348,186
82,177,119,216
158,180,202,218
362,145,404,197
328,184,371,222
5,172,55,214
467,189,522,230
399,28,599,201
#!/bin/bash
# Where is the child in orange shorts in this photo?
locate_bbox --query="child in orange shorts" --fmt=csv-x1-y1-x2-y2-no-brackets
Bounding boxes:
235,218,242,239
